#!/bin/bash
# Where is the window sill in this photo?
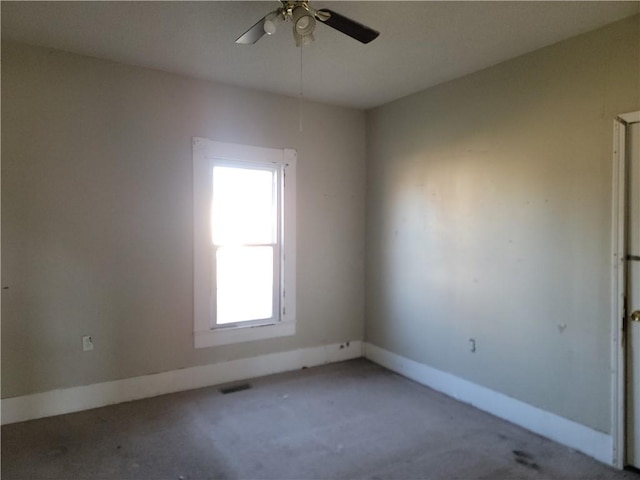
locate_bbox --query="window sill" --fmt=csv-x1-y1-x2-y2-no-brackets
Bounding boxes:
194,321,296,348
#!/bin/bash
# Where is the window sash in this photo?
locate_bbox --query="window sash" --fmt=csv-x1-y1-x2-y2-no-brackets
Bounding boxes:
210,160,283,329
211,244,281,329
211,160,280,247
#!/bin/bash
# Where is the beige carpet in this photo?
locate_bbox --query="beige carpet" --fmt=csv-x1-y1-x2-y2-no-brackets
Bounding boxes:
2,359,639,479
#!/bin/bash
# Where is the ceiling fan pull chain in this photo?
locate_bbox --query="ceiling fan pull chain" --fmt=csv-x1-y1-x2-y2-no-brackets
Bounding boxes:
299,43,303,132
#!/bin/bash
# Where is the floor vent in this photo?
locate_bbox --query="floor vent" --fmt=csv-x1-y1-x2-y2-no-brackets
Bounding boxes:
219,383,252,395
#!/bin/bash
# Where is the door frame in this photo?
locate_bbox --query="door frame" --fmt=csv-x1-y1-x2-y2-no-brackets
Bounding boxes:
612,110,640,469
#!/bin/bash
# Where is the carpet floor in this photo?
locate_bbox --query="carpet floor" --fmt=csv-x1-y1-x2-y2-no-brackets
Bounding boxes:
2,358,639,479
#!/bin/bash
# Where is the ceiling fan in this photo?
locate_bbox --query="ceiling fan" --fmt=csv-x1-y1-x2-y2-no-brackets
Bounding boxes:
236,1,380,47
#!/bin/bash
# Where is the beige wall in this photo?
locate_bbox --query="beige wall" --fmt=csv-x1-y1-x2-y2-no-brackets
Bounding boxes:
1,42,366,398
365,15,639,434
3,14,639,435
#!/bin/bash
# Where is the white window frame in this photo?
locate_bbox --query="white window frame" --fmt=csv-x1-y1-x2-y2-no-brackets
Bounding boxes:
193,138,296,348
211,158,281,329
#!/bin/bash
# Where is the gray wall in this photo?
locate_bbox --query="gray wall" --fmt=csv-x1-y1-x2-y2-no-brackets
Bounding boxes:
1,42,366,398
365,15,639,434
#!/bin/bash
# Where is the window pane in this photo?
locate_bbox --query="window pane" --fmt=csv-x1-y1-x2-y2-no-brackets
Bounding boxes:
212,166,276,246
216,246,274,324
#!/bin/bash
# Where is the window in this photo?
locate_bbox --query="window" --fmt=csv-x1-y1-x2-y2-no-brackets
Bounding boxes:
193,138,296,348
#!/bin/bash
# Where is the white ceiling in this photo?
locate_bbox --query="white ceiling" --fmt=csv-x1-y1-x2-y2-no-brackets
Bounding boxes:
2,1,638,109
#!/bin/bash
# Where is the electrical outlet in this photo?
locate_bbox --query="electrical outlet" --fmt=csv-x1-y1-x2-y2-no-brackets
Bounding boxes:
82,335,94,352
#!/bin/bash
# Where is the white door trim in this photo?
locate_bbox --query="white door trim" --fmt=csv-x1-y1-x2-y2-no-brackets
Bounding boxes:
611,110,640,468
619,111,640,124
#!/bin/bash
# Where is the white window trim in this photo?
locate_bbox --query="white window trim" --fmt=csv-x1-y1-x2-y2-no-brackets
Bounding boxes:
192,138,297,348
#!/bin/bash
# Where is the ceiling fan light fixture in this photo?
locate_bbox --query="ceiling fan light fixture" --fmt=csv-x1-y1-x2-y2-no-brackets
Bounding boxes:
263,10,282,36
293,29,314,47
301,32,314,46
264,18,277,35
293,29,302,47
292,6,315,36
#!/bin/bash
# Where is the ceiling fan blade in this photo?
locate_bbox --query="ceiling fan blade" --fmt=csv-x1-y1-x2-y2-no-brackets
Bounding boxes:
235,11,274,44
317,9,379,44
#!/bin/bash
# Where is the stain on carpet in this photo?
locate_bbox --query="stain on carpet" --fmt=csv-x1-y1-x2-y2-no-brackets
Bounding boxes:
513,449,540,471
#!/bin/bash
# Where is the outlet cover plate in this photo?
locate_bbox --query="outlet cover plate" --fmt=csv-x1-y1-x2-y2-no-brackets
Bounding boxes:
82,335,94,351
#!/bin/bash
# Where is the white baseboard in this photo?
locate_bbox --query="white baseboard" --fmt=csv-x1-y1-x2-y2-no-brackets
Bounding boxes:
2,339,614,467
1,340,363,425
364,342,614,466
